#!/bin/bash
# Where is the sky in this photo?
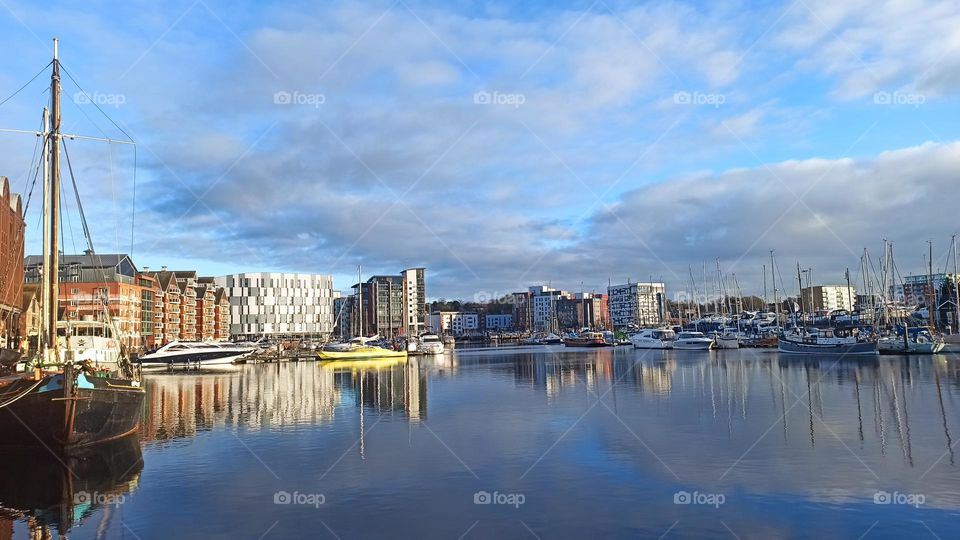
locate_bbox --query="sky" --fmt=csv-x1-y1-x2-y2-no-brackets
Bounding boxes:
1,0,959,301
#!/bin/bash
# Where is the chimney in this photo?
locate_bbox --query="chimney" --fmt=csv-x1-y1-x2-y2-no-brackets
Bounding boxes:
143,266,150,272
161,265,168,272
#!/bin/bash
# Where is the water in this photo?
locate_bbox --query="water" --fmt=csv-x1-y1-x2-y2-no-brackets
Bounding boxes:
4,347,960,539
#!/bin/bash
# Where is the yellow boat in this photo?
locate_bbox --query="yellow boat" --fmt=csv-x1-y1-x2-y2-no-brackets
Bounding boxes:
316,346,407,361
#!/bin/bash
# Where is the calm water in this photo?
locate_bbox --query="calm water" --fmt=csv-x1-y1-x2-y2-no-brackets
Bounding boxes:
4,346,960,539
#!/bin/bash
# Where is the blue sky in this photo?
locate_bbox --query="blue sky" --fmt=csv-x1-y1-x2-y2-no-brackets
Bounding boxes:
1,0,959,299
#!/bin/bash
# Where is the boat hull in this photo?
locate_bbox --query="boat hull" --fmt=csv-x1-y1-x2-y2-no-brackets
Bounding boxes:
714,336,740,349
778,338,878,356
0,374,144,451
673,340,714,350
317,349,407,360
138,349,251,368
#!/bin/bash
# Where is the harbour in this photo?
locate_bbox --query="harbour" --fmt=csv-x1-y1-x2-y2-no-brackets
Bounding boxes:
2,349,958,538
0,2,958,538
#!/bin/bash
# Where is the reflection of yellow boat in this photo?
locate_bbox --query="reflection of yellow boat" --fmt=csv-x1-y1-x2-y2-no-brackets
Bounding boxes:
317,346,407,360
318,357,407,370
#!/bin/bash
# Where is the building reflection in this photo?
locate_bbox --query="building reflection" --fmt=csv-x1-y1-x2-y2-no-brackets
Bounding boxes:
141,359,427,443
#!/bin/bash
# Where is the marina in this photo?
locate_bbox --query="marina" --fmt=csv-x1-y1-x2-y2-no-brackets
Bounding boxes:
1,348,958,538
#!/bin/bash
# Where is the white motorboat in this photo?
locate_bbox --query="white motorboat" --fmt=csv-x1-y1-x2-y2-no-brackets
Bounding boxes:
629,328,675,349
673,331,715,350
418,333,445,355
138,341,256,369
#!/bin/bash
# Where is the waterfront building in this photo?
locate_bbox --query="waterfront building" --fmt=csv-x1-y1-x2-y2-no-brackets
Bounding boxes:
556,293,609,331
25,253,162,350
607,282,665,330
511,291,532,331
0,177,25,350
213,288,230,340
890,273,958,306
800,285,857,312
343,268,427,338
402,268,427,336
529,286,570,332
214,272,336,339
484,313,514,331
429,311,479,335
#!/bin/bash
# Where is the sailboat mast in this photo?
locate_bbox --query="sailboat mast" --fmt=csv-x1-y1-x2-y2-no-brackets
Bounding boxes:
953,234,959,334
40,107,51,360
45,39,62,362
358,265,363,337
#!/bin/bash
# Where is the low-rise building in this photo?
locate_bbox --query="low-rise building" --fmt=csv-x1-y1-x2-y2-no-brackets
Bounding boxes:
556,293,608,331
484,314,513,331
429,311,479,335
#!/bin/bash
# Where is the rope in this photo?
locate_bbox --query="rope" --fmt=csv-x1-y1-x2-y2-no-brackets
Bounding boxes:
0,61,52,110
0,379,44,409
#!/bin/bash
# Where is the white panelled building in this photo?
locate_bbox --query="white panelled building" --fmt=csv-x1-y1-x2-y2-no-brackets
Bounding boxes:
607,282,665,330
214,272,336,338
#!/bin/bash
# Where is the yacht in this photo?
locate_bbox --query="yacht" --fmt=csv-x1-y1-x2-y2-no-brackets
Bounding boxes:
712,329,741,349
418,333,445,355
777,328,878,356
57,320,122,368
629,328,675,349
138,341,257,369
673,331,715,350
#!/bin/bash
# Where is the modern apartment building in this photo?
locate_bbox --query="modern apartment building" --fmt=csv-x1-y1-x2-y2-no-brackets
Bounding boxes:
343,268,428,338
402,268,427,336
556,293,608,331
607,282,665,330
800,285,857,312
0,177,25,350
214,272,336,338
484,314,514,331
511,291,532,331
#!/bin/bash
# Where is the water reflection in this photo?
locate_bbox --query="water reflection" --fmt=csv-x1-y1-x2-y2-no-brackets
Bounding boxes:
0,436,142,538
141,358,427,444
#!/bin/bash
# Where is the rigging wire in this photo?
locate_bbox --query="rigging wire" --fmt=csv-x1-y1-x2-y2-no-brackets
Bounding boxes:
60,62,138,258
0,61,52,110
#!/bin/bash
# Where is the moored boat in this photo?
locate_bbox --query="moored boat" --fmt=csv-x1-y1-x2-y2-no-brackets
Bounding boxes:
138,341,256,368
629,328,675,349
777,328,878,356
563,331,609,347
674,331,715,350
418,333,445,355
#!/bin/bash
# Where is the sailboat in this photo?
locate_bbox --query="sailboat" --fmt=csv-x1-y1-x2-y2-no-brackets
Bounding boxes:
0,39,145,451
317,266,407,361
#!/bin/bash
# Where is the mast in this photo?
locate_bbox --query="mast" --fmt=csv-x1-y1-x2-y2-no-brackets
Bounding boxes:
845,268,853,319
928,240,936,332
796,262,805,331
358,265,363,337
953,234,959,335
44,38,62,364
763,263,768,311
40,107,51,362
770,251,779,325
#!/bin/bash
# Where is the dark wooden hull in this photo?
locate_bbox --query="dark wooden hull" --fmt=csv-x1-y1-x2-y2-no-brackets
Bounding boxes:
0,374,144,451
